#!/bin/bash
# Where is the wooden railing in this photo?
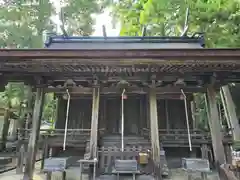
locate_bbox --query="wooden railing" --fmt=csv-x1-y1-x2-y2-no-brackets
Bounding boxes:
17,128,91,140
17,128,105,142
141,128,210,137
17,128,105,148
141,128,232,144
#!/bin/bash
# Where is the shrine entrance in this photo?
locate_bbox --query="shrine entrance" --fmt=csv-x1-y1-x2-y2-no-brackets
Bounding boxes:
1,36,239,180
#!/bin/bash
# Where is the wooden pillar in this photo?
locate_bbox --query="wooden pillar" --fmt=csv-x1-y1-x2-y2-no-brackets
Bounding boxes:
186,96,193,129
190,101,197,129
224,145,232,164
23,87,44,180
103,98,107,131
53,96,59,128
16,144,25,174
89,87,100,159
149,88,162,179
206,85,226,166
201,144,209,159
40,138,49,170
221,85,240,141
165,100,170,132
25,86,34,135
16,86,34,174
139,97,143,134
146,95,150,130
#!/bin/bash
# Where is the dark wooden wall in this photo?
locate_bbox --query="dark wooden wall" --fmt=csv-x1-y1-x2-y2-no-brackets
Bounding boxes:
100,95,142,135
157,100,167,129
124,96,141,134
55,95,193,133
56,97,92,129
167,100,186,129
157,99,193,129
104,97,120,133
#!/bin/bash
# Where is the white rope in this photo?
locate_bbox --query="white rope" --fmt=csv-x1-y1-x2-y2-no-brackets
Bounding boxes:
181,89,192,151
121,89,125,152
63,89,70,151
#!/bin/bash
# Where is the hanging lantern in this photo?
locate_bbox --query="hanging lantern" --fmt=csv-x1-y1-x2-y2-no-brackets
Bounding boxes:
180,94,184,100
62,93,68,100
121,88,127,99
122,94,128,99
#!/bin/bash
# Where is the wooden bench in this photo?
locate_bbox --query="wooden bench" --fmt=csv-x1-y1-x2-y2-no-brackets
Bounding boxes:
43,157,76,180
112,159,140,180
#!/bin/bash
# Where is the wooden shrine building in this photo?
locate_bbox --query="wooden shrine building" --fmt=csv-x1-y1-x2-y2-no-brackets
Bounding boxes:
0,35,240,180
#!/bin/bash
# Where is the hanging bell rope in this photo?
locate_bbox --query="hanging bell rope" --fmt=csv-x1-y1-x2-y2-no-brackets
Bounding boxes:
121,89,126,152
63,89,71,151
181,89,192,151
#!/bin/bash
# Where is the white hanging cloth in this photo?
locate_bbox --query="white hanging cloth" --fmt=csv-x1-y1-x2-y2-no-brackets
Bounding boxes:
121,89,126,152
63,89,71,151
181,89,192,151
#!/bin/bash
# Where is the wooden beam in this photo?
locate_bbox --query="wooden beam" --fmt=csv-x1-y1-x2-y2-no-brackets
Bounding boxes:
55,93,192,100
206,85,226,166
23,87,44,180
89,87,100,159
149,88,162,179
0,48,240,61
220,85,240,142
46,86,206,94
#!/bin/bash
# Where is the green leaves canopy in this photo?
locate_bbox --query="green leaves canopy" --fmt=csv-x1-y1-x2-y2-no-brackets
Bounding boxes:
0,0,55,48
62,0,111,36
113,0,240,47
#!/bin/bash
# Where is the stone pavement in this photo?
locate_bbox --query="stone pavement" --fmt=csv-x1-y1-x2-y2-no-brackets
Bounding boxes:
0,162,44,180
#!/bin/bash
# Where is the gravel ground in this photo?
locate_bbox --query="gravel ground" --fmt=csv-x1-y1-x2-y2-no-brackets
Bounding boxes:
0,156,220,180
0,151,42,173
46,168,220,180
0,168,220,180
166,169,219,180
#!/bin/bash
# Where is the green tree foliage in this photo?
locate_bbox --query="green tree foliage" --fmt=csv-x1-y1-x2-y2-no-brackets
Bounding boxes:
113,0,240,47
61,0,111,35
0,0,55,48
42,93,56,123
0,83,27,149
0,83,26,109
